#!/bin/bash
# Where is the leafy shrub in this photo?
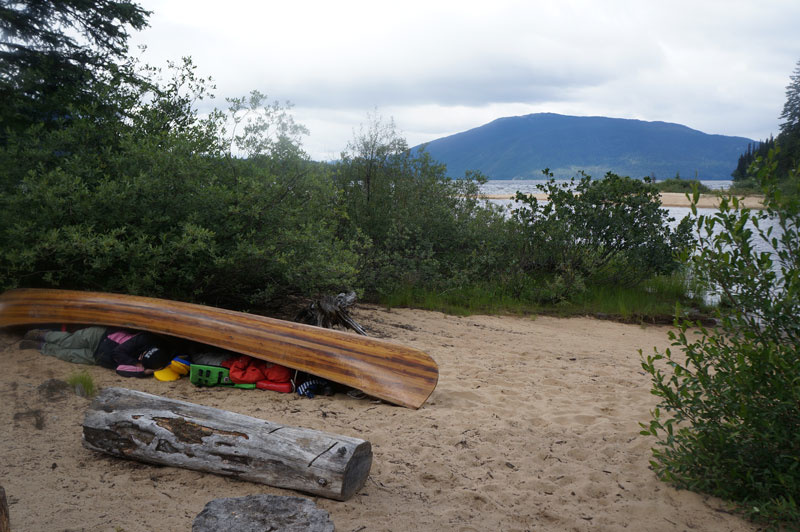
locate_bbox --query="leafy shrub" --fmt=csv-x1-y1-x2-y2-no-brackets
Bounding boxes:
0,0,702,318
653,177,712,194
0,62,359,309
640,153,800,526
510,171,693,294
333,116,507,298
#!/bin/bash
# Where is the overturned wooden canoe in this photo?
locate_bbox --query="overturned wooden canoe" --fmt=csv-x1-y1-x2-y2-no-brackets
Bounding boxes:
0,289,438,409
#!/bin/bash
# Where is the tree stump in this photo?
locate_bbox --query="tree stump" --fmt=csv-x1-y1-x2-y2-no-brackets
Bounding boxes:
294,291,368,335
83,387,372,501
192,494,334,532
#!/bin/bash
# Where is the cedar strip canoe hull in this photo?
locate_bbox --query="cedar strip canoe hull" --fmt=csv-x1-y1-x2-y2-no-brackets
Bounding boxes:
0,289,438,409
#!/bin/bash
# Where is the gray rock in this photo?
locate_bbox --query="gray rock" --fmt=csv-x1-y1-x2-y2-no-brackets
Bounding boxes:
192,494,335,532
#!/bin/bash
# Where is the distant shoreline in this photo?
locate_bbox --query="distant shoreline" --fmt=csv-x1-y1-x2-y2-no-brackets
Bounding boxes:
479,192,766,209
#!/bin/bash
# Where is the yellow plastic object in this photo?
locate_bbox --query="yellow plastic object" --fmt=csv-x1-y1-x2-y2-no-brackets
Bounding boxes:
154,367,180,381
171,358,190,375
154,358,190,382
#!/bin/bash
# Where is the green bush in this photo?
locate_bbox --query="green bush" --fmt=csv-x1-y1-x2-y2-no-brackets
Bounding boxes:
332,116,508,298
653,177,712,194
371,168,698,312
640,153,800,526
509,171,693,295
0,0,701,318
0,62,359,309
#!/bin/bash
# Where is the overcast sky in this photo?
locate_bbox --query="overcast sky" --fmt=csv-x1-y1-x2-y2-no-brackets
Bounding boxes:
129,0,800,161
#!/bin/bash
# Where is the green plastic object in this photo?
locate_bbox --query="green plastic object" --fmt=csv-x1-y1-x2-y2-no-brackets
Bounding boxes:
189,364,255,389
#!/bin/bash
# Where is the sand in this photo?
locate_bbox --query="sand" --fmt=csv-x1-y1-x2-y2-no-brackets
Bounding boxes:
0,307,756,531
481,192,765,209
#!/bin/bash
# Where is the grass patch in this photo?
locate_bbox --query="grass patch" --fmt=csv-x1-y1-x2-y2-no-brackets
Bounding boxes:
380,283,542,316
557,275,707,322
66,370,97,397
378,273,709,322
725,181,762,195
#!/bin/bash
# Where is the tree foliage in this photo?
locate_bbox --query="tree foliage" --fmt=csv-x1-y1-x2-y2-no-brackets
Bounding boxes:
0,0,692,316
780,59,800,135
333,114,506,297
773,58,800,193
653,176,712,194
641,153,800,525
735,59,800,183
509,172,692,300
0,0,150,136
732,137,775,183
0,57,359,309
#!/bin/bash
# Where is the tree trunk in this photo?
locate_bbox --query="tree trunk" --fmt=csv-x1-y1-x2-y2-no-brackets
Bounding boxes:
82,387,372,501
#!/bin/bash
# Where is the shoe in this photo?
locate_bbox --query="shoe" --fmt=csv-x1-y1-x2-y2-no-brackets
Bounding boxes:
115,364,149,378
19,340,42,350
23,329,50,342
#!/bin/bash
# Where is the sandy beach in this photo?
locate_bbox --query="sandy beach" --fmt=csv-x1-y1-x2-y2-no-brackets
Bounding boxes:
481,192,765,209
0,306,756,531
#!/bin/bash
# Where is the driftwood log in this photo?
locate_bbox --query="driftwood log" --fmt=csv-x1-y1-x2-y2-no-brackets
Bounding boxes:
0,485,9,532
82,388,372,501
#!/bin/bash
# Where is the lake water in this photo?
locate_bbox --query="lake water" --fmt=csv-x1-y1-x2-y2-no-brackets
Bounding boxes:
479,179,733,197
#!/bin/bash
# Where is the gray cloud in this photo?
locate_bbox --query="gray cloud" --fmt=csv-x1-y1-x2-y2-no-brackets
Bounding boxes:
130,0,800,160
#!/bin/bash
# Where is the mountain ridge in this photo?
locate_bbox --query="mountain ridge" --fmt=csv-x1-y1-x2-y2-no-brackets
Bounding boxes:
412,113,753,180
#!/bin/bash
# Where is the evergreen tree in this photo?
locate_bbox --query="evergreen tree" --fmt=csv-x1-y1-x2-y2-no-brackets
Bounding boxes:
779,59,800,134
733,59,800,181
0,0,150,137
732,137,774,181
776,59,800,177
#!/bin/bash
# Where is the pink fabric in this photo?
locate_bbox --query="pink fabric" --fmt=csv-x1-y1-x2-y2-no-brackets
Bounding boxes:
107,331,135,344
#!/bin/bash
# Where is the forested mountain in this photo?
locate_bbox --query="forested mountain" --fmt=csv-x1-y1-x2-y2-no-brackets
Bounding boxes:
412,113,754,179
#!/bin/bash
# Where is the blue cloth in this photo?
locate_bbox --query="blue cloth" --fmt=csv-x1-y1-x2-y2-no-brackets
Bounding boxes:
297,378,328,398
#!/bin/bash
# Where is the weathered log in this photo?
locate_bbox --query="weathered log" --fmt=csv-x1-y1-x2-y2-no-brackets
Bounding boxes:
82,387,372,501
0,485,9,532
